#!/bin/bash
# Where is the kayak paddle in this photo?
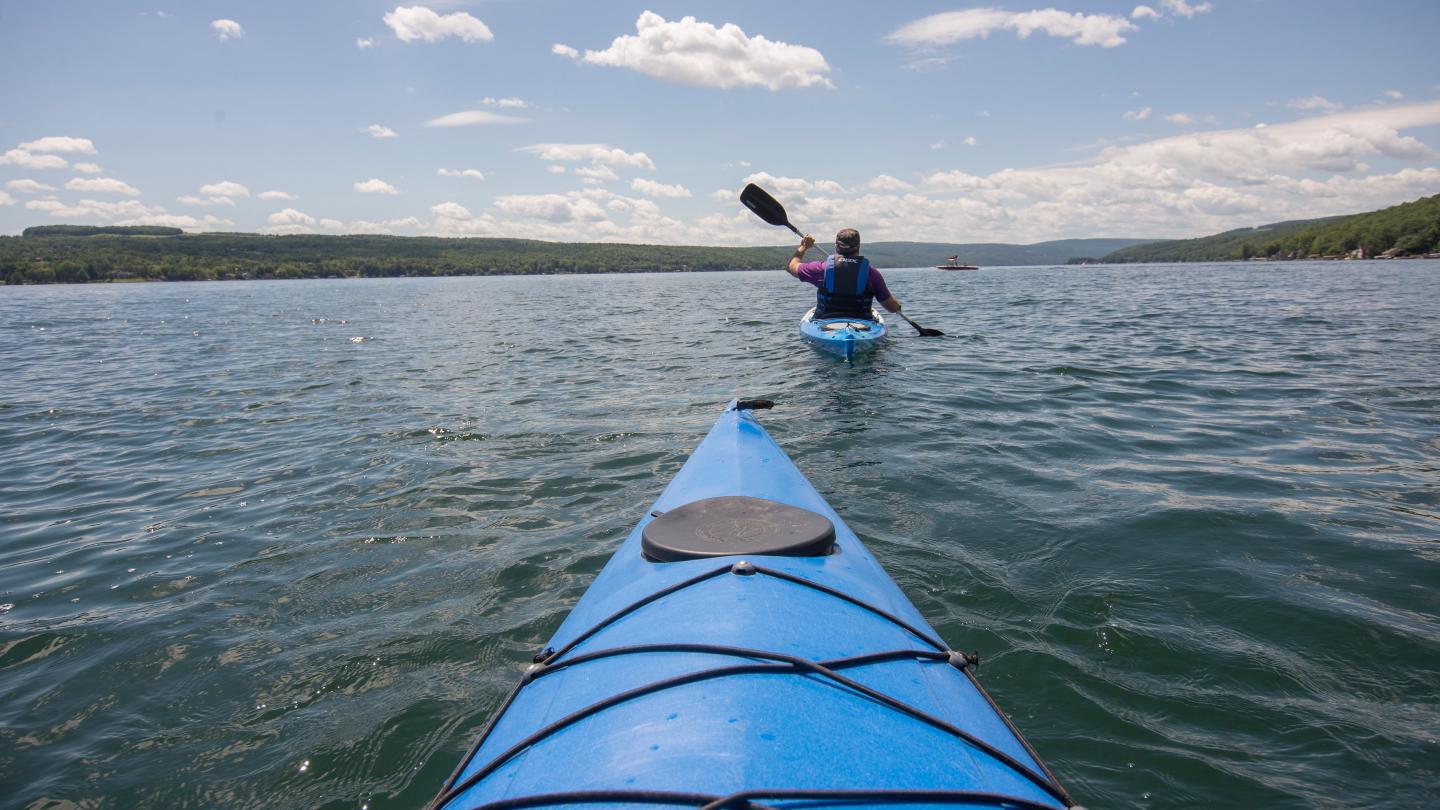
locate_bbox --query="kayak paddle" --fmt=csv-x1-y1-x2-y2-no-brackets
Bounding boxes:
740,183,944,337
893,311,943,337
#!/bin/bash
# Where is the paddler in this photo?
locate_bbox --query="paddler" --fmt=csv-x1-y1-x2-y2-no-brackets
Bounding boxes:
786,228,903,320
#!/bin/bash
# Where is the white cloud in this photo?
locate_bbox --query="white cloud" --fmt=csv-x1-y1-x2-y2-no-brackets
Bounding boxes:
930,142,946,150
1159,0,1213,18
268,208,317,227
260,209,422,235
6,179,55,193
572,11,832,91
66,177,141,196
341,217,423,235
963,136,979,146
26,198,155,220
363,124,399,138
403,115,1440,246
424,109,528,127
547,165,567,174
684,102,1440,247
1287,96,1344,113
211,19,243,41
1117,103,1440,174
902,54,959,72
0,149,68,170
0,191,13,207
356,37,376,49
438,168,485,181
888,8,1137,49
921,170,995,192
1383,90,1404,101
354,178,399,194
177,195,236,206
552,43,579,59
73,162,102,174
118,213,232,231
429,187,722,243
576,165,619,184
384,6,493,44
518,143,655,169
492,194,608,223
741,172,845,196
631,178,692,198
1124,106,1153,121
865,175,914,192
200,181,250,198
427,202,499,236
258,190,298,201
19,136,96,154
430,201,474,220
1131,5,1160,20
24,199,71,214
482,96,529,109
1165,112,1196,124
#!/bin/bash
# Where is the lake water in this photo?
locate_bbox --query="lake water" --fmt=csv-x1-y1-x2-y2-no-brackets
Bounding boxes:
1,262,1437,809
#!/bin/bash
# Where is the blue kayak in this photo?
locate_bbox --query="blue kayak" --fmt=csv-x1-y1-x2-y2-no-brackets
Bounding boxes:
432,400,1072,810
799,307,887,362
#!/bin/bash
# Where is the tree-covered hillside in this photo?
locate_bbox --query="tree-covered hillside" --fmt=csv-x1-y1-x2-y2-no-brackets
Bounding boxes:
863,238,1157,268
0,231,1160,284
1102,194,1440,263
0,233,791,284
23,225,185,237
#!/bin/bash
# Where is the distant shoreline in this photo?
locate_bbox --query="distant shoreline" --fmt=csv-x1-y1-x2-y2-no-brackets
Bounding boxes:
0,230,1154,285
5,256,1438,288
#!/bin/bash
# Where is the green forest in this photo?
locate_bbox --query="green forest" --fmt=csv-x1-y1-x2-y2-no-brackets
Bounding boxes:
0,231,795,284
1099,193,1440,263
0,228,1156,284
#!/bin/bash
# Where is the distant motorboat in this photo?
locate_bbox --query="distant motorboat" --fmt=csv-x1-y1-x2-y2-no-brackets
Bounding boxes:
936,255,979,270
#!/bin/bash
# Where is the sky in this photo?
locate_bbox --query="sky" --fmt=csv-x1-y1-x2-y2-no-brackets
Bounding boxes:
1,0,1438,245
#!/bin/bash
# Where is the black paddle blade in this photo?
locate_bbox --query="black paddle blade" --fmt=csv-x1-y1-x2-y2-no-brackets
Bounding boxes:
898,313,944,337
740,184,791,228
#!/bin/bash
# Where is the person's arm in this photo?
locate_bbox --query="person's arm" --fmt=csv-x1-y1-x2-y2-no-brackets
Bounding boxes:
868,267,901,312
786,235,816,277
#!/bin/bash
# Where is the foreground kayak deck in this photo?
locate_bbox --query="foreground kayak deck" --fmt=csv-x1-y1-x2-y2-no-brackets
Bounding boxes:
433,401,1072,810
800,307,887,361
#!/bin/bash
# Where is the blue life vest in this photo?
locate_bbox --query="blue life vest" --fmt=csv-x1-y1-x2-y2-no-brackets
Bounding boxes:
816,254,875,320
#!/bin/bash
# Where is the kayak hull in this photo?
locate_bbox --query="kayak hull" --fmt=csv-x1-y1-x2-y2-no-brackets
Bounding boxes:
799,307,887,362
434,401,1070,810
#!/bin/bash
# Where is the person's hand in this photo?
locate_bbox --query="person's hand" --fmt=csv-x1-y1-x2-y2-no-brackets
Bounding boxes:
799,234,815,251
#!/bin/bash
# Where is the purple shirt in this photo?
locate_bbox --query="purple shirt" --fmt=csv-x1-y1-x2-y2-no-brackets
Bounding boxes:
794,257,892,302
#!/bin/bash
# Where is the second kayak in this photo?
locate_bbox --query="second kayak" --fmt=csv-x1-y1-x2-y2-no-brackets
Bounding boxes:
799,307,887,361
431,399,1073,810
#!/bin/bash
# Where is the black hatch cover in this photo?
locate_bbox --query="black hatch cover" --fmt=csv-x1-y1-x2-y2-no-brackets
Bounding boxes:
641,496,836,562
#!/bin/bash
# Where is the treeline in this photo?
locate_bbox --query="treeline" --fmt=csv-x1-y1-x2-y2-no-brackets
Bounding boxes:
1102,193,1440,263
23,225,185,237
861,237,1156,268
0,232,792,285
